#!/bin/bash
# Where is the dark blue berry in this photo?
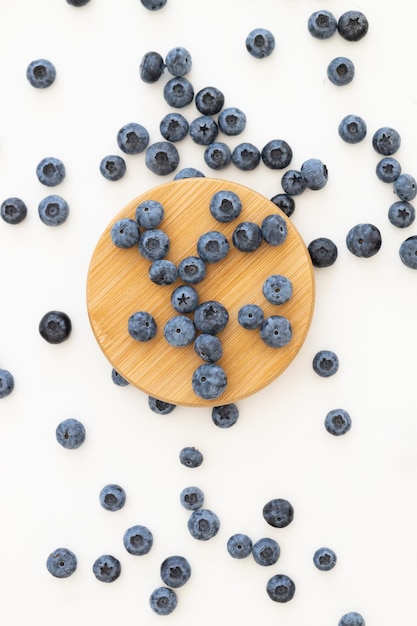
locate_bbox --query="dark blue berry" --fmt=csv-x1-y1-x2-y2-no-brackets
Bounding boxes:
260,316,292,348
263,498,294,528
140,0,167,10
301,158,328,190
145,141,179,175
56,418,86,449
325,408,351,436
148,396,176,414
38,195,69,226
39,310,72,344
140,51,165,83
1,197,27,225
99,155,126,181
218,107,246,136
164,315,196,347
160,555,191,588
211,403,239,428
388,201,415,228
149,587,177,616
180,446,203,468
123,524,153,555
227,533,253,558
26,58,56,88
327,57,355,86
99,483,126,512
261,213,287,246
232,221,262,252
393,173,417,201
338,612,365,626
111,368,129,386
171,285,199,313
139,228,170,261
0,369,14,399
111,218,140,248
313,547,337,571
180,486,204,510
46,547,77,578
281,169,306,196
204,142,232,169
117,122,149,154
165,47,192,76
194,301,229,334
197,231,229,263
36,157,65,186
135,199,164,229
266,574,296,602
194,334,223,363
92,555,121,582
372,127,401,156
376,157,401,183
399,235,417,269
312,350,339,377
308,237,338,267
195,86,224,115
149,259,178,285
189,115,219,145
128,311,157,342
261,139,293,169
307,10,337,39
338,115,367,144
160,112,189,142
163,76,194,108
209,190,242,223
252,537,280,566
270,193,295,217
173,167,205,179
346,223,382,258
187,508,220,540
245,28,275,58
337,10,369,42
263,274,292,305
192,363,227,399
232,142,261,171
238,304,264,329
178,255,206,284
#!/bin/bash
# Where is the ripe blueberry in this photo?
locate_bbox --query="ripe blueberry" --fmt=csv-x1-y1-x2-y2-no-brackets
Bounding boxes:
128,311,157,342
111,368,129,386
346,223,382,258
148,396,176,414
140,0,167,10
38,195,69,226
194,301,229,334
36,157,65,187
149,587,177,615
209,190,242,223
123,525,153,555
261,213,287,246
149,259,178,285
192,363,227,400
145,141,179,175
195,86,225,115
399,235,417,269
111,218,140,248
159,112,189,142
160,555,191,587
139,228,170,261
338,114,367,144
164,315,196,347
204,142,232,170
393,173,417,201
261,139,293,170
375,157,401,183
232,221,262,252
165,47,192,76
312,350,339,377
238,304,264,330
260,316,292,348
266,574,296,602
262,274,293,305
307,10,337,39
245,28,275,58
139,51,165,83
388,201,415,228
171,284,199,313
308,237,338,268
263,498,294,528
46,547,77,578
92,555,121,582
218,107,246,136
327,56,355,86
56,418,86,449
117,122,149,154
0,369,14,399
163,76,194,108
189,115,219,145
99,155,126,181
99,483,126,512
1,197,27,225
232,142,261,171
372,127,401,156
338,612,365,626
211,403,239,428
281,169,306,196
39,310,72,344
178,255,206,284
180,486,205,510
26,58,56,88
270,193,295,217
197,231,230,263
337,10,369,42
187,508,220,540
194,334,223,363
227,533,253,558
313,547,337,571
301,158,328,190
252,537,280,566
135,199,164,229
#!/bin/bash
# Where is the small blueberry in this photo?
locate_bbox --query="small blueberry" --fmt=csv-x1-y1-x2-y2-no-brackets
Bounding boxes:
192,363,227,400
148,396,176,414
139,51,165,83
327,57,355,87
99,155,126,181
262,274,293,305
266,574,296,602
187,508,220,540
338,611,365,626
346,223,382,258
149,587,178,616
165,47,192,76
164,315,196,347
337,10,369,42
36,157,65,187
260,316,292,348
145,141,180,175
399,235,417,269
194,334,223,363
209,190,242,223
227,533,253,559
55,418,86,449
211,403,239,428
313,547,337,571
92,555,121,583
138,228,170,261
308,237,338,268
281,169,306,196
195,86,224,115
376,157,401,183
237,304,264,330
307,10,337,39
263,498,294,528
218,107,246,136
26,58,56,88
261,214,288,246
0,369,14,399
160,555,191,588
38,195,69,226
1,197,27,225
171,284,199,313
325,408,352,436
338,115,367,144
388,201,415,228
123,525,153,555
117,122,149,154
99,483,126,512
245,28,275,59
312,350,339,377
46,547,77,578
180,486,204,510
140,0,167,10
111,218,140,248
163,76,194,108
178,256,206,284
173,167,205,179
252,537,280,566
39,310,72,344
393,173,417,201
128,311,157,342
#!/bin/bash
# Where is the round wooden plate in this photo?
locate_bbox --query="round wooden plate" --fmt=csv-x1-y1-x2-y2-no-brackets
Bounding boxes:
86,178,315,407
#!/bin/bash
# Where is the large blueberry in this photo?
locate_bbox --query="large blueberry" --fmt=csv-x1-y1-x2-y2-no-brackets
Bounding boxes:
123,525,153,555
338,114,367,144
218,107,246,136
99,483,126,512
197,231,229,263
312,350,339,377
372,127,401,156
160,555,191,588
209,190,242,223
399,235,417,269
232,221,262,252
160,112,189,142
327,56,355,86
266,574,296,602
165,47,192,76
346,223,382,258
375,157,401,183
46,547,77,578
38,195,69,226
260,316,292,348
26,59,56,88
1,197,27,225
36,157,65,187
388,201,415,228
135,199,164,229
92,555,121,582
163,76,194,108
252,537,280,566
263,498,294,528
180,486,204,510
307,10,337,39
128,311,157,342
145,141,179,175
194,301,229,334
178,256,206,284
308,237,338,268
337,10,369,41
117,122,149,154
263,274,293,305
211,403,239,428
56,418,86,449
192,363,227,400
139,228,170,261
261,139,293,169
245,28,275,58
189,115,219,145
39,310,72,344
195,86,224,115
149,587,177,615
261,214,288,246
99,155,126,181
301,158,328,190
232,142,261,171
164,315,196,347
139,51,165,83
111,218,140,248
187,508,220,540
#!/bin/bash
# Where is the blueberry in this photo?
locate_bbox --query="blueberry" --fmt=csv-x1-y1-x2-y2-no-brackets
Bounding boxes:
194,334,223,363
261,139,293,170
237,304,264,329
99,154,126,181
46,547,77,578
189,115,219,145
187,508,220,540
135,199,164,229
209,190,242,223
232,221,262,252
218,107,246,136
180,446,203,468
399,235,417,269
139,51,165,83
281,169,306,196
149,587,177,616
38,195,69,226
388,201,415,228
160,112,189,142
178,256,206,284
148,396,176,414
140,0,167,10
192,363,227,399
1,197,27,225
260,316,292,348
117,122,149,154
197,231,229,263
165,47,192,76
338,612,365,626
0,369,14,399
173,167,205,179
164,315,196,347
376,157,401,183
194,300,229,334
262,274,292,305
266,574,296,603
245,28,275,59
313,547,337,571
36,157,65,187
139,228,170,261
26,58,56,88
307,10,337,39
263,498,294,528
261,213,288,246
338,114,367,144
111,368,129,386
171,284,199,313
308,237,338,268
204,142,232,170
180,486,204,510
325,408,351,436
327,56,355,86
66,0,91,6
123,524,153,555
99,483,126,512
252,537,280,566
227,533,253,559
372,126,401,156
92,555,121,583
56,418,86,449
346,223,382,258
337,10,369,42
270,193,295,217
128,311,157,342
163,76,194,108
39,310,72,344
111,218,140,248
312,350,339,377
145,141,179,175
149,259,178,285
393,173,417,201
211,403,239,428
301,158,328,190
195,86,224,115
160,555,191,588
232,142,261,171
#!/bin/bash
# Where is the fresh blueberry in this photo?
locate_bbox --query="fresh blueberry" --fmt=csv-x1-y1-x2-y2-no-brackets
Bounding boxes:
301,158,328,190
204,142,232,170
99,483,126,512
165,47,192,76
192,363,227,399
270,193,295,217
140,0,167,10
160,112,189,142
338,612,365,626
197,231,229,263
266,574,296,603
227,533,253,558
375,157,401,183
338,114,367,144
218,107,246,136
173,167,205,179
160,555,191,588
211,403,239,428
178,255,206,284
338,10,369,42
281,169,306,196
263,498,294,528
346,223,382,258
46,547,77,578
111,368,129,386
312,350,339,377
252,537,280,566
99,155,126,181
180,486,204,510
149,259,178,285
111,218,140,248
189,115,219,145
327,56,355,86
399,235,417,269
149,587,177,616
123,524,153,555
372,127,401,156
313,547,337,571
308,237,338,268
232,142,261,171
187,508,220,540
261,213,287,246
180,446,203,468
56,418,86,449
393,173,417,201
171,284,199,313
260,316,292,348
36,157,65,187
145,141,179,175
325,408,352,436
195,86,224,115
238,304,264,329
128,311,157,342
194,300,229,334
245,28,275,58
163,76,194,108
0,369,14,399
388,201,415,228
1,197,27,225
135,199,164,229
232,221,262,252
307,10,337,39
261,139,293,170
139,51,165,83
148,396,176,414
209,190,242,223
92,555,121,582
117,122,149,154
66,0,91,5
139,228,170,261
262,274,293,305
164,315,196,347
194,334,223,363
39,310,72,344
38,195,69,226
26,58,56,88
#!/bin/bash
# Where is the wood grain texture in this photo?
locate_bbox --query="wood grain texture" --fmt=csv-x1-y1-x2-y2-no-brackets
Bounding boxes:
86,178,315,407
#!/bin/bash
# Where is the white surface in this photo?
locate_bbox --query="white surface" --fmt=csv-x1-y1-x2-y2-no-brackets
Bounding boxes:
1,1,416,624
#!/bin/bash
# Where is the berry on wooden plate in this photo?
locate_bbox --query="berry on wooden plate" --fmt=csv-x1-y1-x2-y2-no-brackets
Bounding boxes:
245,28,275,58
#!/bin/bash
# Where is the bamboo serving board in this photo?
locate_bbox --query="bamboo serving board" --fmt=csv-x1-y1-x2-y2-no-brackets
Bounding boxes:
86,178,315,407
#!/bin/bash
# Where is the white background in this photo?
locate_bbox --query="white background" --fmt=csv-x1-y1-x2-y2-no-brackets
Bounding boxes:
0,1,416,624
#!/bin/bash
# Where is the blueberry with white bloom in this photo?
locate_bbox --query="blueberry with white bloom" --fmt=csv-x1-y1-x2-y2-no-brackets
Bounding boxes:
128,311,157,342
171,284,199,313
338,612,365,626
238,304,264,329
245,28,275,58
160,112,189,142
135,199,164,229
39,310,72,343
149,259,178,285
346,223,382,258
187,508,220,540
261,213,287,246
145,141,179,175
281,169,306,196
99,155,126,181
325,408,351,436
313,547,337,571
393,173,417,201
266,574,296,603
261,139,293,169
139,51,165,83
195,86,224,115
194,301,229,334
197,231,229,263
232,221,262,252
252,537,280,566
338,114,367,144
189,115,219,145
92,555,121,582
260,316,292,348
263,274,292,305
160,555,191,588
209,190,242,223
163,76,194,108
211,403,239,428
164,315,196,347
46,547,77,578
308,237,338,268
165,47,192,76
327,56,355,86
139,228,170,261
301,158,328,190
38,195,69,226
232,142,261,171
123,525,153,555
218,107,246,136
99,483,126,512
312,350,339,377
178,256,206,284
388,201,415,228
307,10,337,39
36,157,65,186
117,122,149,154
0,369,14,399
56,418,86,449
26,58,56,88
204,142,232,170
375,157,401,183
111,218,140,248
337,10,369,41
270,193,295,217
227,533,253,558
148,396,176,414
399,235,417,269
372,127,401,156
192,363,227,399
263,498,294,528
1,197,27,224
180,486,204,510
194,334,223,363
149,587,177,616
